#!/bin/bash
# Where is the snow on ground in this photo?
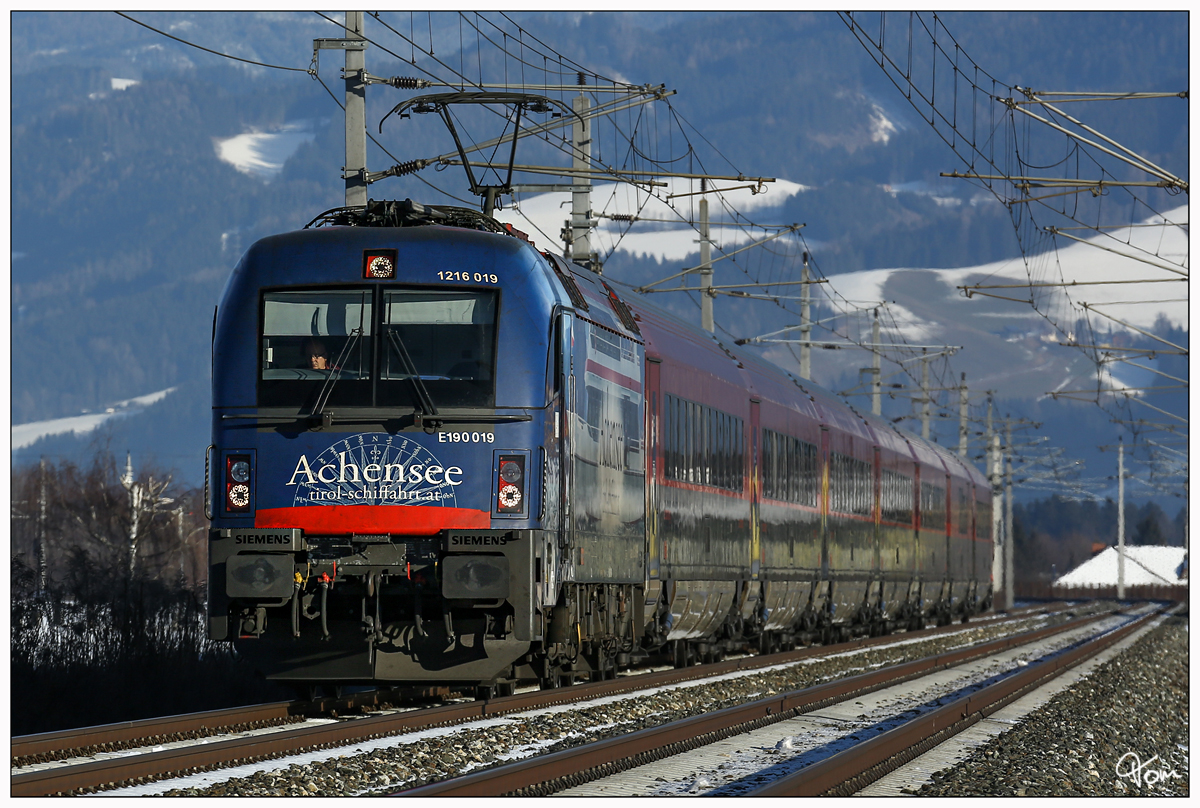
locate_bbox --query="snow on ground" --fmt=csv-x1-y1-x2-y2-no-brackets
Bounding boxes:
214,121,316,180
807,204,1187,396
501,174,1183,346
498,177,810,263
105,620,1004,797
823,204,1187,333
1054,546,1188,588
11,387,177,451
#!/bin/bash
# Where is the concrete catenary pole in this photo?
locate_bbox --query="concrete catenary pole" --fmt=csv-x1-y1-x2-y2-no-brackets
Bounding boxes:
1005,418,1014,610
571,86,593,269
799,252,811,379
920,351,931,440
871,309,881,416
343,12,367,208
1118,436,1126,599
699,182,714,332
958,373,968,457
988,398,1003,607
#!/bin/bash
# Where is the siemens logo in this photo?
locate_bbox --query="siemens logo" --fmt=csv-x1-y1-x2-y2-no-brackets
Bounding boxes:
448,533,516,548
230,529,302,550
235,534,293,545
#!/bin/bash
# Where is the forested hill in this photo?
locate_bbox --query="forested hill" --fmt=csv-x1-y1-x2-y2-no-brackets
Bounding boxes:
10,12,1187,493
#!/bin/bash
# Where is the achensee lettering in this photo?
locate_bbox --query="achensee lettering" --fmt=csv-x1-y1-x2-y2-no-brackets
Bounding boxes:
450,534,514,547
287,453,464,487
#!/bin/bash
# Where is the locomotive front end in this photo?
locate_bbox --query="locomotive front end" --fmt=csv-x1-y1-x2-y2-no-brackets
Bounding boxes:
207,214,561,689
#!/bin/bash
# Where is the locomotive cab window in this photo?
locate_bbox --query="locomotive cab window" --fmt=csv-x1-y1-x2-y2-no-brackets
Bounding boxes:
256,286,497,410
379,289,497,408
259,290,372,408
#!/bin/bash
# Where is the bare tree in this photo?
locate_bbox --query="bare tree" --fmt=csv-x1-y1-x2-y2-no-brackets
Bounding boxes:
120,453,173,580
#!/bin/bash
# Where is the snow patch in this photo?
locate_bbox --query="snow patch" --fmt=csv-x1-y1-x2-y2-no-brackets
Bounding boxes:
820,205,1187,338
869,104,897,144
11,387,178,451
111,77,139,91
1054,546,1187,587
498,177,809,263
214,121,317,180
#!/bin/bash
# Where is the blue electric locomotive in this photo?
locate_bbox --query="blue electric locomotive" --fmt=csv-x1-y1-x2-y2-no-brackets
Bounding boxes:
207,200,992,692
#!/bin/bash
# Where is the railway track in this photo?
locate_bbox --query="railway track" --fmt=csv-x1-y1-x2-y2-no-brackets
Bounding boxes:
9,602,1081,796
399,605,1165,796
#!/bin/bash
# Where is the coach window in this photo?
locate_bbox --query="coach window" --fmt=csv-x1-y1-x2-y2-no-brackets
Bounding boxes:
920,481,947,530
259,289,372,408
379,289,498,408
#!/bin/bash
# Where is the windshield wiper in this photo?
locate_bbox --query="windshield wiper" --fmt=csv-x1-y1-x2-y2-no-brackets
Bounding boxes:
310,328,363,424
386,328,440,421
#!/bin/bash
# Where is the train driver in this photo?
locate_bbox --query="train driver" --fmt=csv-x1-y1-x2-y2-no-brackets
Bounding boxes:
304,339,330,370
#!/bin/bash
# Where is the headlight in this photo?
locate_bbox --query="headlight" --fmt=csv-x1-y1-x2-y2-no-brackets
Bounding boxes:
496,455,526,514
225,454,252,513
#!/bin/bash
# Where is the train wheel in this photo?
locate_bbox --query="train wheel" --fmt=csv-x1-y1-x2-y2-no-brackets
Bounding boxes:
539,668,563,690
293,684,321,702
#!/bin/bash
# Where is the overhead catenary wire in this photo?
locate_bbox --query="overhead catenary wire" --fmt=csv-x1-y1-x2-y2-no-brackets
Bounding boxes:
839,11,1187,455
116,11,1091,485
114,12,315,74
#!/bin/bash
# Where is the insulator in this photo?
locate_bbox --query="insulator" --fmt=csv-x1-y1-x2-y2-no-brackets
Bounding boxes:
608,214,636,222
388,76,427,90
390,160,425,177
577,71,586,86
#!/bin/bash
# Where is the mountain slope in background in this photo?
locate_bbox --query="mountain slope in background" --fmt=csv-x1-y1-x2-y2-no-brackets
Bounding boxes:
10,12,1187,495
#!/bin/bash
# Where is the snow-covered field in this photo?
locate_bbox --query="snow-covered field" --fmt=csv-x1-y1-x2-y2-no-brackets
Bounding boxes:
11,387,177,451
825,205,1187,333
214,121,317,180
1053,545,1188,588
497,177,811,263
500,183,1185,337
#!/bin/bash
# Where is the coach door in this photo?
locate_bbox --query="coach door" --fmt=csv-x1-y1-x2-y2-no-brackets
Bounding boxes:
646,357,661,580
556,311,575,587
819,426,831,579
749,399,761,581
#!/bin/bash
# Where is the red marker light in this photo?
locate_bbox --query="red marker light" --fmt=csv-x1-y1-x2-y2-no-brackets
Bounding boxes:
496,455,526,514
363,249,398,279
225,454,252,513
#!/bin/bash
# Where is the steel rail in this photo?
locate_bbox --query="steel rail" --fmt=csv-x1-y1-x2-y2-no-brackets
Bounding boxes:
398,609,1112,796
12,703,300,767
12,602,1064,765
10,604,1070,796
747,607,1163,796
11,686,436,766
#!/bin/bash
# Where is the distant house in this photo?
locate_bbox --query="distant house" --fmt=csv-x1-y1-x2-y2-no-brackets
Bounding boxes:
1053,546,1188,588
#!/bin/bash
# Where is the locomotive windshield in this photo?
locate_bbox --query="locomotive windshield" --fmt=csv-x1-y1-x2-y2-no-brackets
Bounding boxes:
259,290,372,409
380,290,497,408
256,286,496,410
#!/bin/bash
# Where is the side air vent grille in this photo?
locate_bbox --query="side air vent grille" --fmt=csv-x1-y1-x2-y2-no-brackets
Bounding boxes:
545,254,590,311
600,280,641,335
